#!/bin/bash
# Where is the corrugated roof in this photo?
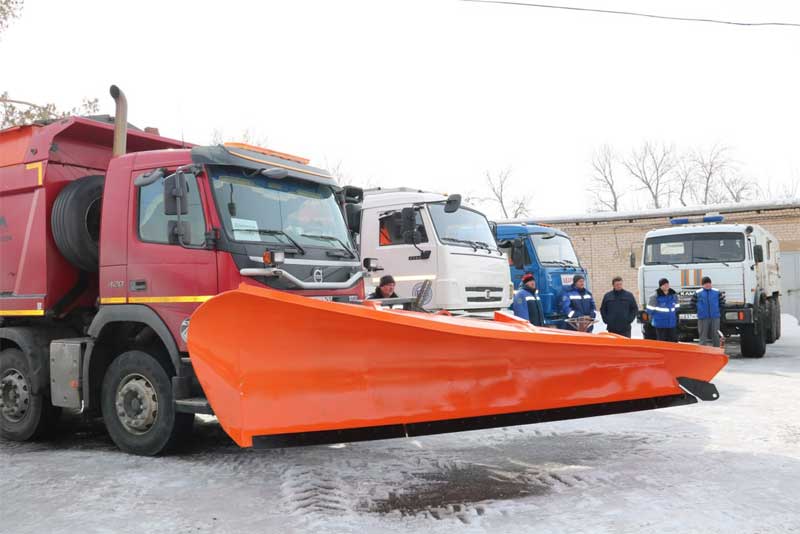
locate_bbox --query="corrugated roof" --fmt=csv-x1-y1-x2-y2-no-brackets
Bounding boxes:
499,199,800,225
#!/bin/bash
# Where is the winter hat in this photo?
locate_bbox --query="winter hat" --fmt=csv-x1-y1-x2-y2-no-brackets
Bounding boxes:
702,276,712,285
522,273,535,284
379,275,396,287
572,274,585,284
658,278,670,287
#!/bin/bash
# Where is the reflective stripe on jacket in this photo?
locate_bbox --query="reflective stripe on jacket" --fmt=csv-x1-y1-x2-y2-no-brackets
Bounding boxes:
512,287,545,326
692,288,724,320
647,289,678,329
560,285,596,319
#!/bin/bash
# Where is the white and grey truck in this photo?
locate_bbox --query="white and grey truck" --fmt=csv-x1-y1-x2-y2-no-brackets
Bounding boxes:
344,188,513,315
636,215,782,358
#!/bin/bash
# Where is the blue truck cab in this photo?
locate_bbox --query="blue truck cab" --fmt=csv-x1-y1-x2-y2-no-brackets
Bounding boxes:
496,223,589,327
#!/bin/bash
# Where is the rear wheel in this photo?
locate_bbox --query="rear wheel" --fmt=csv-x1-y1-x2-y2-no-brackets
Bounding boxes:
765,299,777,344
740,309,767,358
0,348,60,441
775,299,782,341
101,350,193,456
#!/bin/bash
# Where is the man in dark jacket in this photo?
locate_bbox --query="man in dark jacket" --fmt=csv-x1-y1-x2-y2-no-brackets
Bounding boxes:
511,273,545,326
691,276,725,347
369,275,399,299
561,274,596,332
600,276,638,337
647,278,679,342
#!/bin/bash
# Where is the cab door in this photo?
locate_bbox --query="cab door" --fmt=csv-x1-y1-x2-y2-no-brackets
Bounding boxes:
126,168,218,351
361,205,436,302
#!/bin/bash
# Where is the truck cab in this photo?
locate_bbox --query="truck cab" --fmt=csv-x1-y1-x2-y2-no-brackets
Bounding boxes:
347,188,512,315
636,216,782,358
495,223,588,327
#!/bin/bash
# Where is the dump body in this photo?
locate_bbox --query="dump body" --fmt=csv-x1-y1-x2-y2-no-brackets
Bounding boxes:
495,223,589,326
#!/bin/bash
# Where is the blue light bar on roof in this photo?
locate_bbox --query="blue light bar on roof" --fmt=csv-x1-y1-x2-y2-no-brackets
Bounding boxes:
670,218,690,225
703,215,725,223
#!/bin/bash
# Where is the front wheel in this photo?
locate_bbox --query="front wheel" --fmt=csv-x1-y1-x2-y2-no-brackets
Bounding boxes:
101,350,193,456
740,314,766,359
0,348,60,441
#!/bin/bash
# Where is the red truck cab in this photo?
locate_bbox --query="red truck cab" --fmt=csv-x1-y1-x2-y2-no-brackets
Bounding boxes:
1,91,365,455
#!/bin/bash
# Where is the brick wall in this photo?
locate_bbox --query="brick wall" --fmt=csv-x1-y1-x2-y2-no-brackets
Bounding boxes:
541,206,800,302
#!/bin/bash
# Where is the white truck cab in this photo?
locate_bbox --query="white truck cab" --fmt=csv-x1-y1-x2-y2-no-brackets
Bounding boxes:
637,215,782,357
347,188,512,315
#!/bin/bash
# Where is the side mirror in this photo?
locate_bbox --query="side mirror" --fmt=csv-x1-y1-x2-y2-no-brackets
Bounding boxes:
343,185,364,203
168,220,191,245
512,238,526,270
444,194,461,213
164,173,189,216
754,244,764,263
488,221,498,239
363,257,382,272
345,203,362,234
629,252,636,268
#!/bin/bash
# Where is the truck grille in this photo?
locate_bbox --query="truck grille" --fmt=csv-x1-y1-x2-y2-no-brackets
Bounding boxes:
465,286,504,303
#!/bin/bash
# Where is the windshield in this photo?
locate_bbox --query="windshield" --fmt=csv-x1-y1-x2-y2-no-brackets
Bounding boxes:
427,203,497,250
530,233,580,266
644,232,745,265
210,167,352,252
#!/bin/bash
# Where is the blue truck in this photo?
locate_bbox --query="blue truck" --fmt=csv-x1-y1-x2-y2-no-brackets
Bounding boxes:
495,223,589,327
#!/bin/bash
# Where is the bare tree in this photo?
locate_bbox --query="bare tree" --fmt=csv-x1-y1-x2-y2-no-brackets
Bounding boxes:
758,175,800,201
672,153,696,207
589,145,622,211
691,145,731,205
622,141,675,209
0,0,23,37
210,128,268,147
484,168,530,219
1,92,99,128
718,172,756,203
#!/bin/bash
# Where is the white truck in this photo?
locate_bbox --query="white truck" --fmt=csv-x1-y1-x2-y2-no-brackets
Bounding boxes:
344,188,513,315
636,215,782,358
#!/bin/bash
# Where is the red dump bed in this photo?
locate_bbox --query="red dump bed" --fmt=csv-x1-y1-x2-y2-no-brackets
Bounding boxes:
0,118,185,316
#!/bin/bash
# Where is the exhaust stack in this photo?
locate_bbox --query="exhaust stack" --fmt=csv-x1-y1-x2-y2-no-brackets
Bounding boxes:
109,85,127,157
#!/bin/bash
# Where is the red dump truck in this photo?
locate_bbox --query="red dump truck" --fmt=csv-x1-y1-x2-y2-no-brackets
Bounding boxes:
0,87,367,455
1,87,727,457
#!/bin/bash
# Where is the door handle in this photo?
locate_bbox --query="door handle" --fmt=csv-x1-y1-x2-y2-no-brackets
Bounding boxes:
130,279,147,291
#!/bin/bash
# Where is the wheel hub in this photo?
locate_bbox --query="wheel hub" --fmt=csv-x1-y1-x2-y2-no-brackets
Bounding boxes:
115,374,158,435
0,368,31,423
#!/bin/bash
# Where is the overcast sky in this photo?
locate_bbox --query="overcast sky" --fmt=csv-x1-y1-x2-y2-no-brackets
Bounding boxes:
2,0,799,218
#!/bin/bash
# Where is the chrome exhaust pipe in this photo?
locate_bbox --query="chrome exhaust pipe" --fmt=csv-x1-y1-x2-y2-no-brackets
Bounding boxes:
109,85,127,156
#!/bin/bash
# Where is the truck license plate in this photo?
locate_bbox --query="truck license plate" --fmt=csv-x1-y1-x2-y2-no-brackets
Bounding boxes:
680,313,697,320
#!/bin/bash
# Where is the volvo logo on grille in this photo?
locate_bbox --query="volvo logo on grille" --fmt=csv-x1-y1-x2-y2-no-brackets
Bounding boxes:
484,289,492,300
312,269,324,283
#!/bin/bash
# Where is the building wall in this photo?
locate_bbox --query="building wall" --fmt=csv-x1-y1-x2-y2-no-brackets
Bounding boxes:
544,206,800,303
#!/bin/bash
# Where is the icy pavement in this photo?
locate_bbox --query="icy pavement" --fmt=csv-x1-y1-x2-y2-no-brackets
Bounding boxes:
2,317,799,534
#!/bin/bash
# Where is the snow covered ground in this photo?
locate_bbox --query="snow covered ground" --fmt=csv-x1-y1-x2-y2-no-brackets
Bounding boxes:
2,316,799,534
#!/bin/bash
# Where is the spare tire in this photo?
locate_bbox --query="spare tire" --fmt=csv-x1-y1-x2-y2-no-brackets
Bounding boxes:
51,175,104,272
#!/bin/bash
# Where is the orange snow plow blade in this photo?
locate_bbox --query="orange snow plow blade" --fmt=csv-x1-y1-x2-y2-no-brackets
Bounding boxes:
187,284,728,448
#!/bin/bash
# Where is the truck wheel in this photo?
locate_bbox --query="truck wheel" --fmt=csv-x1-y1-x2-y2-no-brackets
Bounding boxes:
101,350,192,456
765,300,777,344
740,313,766,359
642,323,657,340
0,348,61,441
51,174,104,273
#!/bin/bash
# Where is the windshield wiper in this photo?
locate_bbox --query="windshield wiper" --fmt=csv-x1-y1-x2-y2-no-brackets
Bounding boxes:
473,240,496,252
257,229,305,255
300,233,356,258
694,256,730,266
442,236,481,251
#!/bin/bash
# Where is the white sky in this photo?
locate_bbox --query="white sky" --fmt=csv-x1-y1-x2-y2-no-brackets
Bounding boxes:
2,0,799,218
